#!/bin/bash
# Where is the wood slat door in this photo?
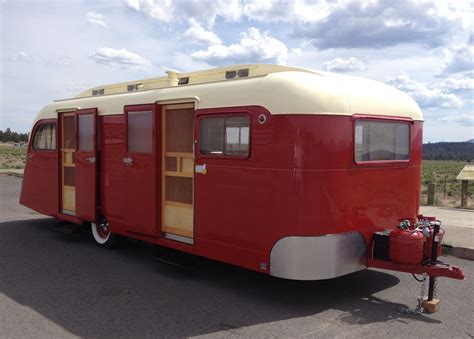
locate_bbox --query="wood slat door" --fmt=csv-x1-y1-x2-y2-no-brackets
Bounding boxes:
162,104,195,242
61,112,76,214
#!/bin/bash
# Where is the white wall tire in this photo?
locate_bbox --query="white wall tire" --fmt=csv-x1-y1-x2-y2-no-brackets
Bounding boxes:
91,222,111,245
91,218,120,248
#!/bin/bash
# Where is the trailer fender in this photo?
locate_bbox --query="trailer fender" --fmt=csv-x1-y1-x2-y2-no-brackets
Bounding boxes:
270,232,367,280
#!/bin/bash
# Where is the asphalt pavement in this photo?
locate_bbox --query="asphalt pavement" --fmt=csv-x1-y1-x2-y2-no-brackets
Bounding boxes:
0,175,473,338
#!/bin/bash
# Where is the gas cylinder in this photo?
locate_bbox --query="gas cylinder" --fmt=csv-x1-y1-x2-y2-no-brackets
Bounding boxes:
423,227,445,260
389,228,424,265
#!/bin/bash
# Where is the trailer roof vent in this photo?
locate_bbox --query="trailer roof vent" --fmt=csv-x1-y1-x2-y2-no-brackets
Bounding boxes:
92,88,105,96
178,77,189,85
166,69,179,87
238,68,249,77
127,83,144,92
225,70,237,79
226,68,249,80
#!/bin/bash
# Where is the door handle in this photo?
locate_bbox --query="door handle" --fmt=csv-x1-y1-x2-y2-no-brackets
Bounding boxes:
86,157,96,164
123,157,133,166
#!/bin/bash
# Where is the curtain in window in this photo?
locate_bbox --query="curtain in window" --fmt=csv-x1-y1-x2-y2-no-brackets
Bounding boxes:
33,123,56,150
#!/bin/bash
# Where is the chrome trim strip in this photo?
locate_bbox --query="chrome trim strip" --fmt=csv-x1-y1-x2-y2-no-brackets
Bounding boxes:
61,209,75,216
270,232,367,280
163,233,194,245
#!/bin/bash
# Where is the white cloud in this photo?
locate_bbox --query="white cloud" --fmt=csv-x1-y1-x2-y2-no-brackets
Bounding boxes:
322,57,364,73
182,18,221,45
86,10,107,27
125,0,242,27
8,51,32,62
191,27,288,65
292,0,464,49
439,113,474,126
441,40,474,74
125,0,140,11
89,47,152,72
439,77,474,91
386,73,463,109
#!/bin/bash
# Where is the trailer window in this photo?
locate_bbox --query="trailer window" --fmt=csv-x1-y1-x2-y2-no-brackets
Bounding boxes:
33,123,56,150
78,114,94,151
200,115,249,157
128,110,152,153
355,120,409,162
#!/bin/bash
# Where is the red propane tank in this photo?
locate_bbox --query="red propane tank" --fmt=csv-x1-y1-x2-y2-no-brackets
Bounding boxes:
389,228,424,265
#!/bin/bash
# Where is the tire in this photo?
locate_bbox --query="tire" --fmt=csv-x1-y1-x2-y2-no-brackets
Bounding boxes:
91,217,120,248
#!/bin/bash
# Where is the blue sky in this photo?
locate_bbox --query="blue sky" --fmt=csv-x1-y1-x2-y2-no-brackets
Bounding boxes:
1,0,473,142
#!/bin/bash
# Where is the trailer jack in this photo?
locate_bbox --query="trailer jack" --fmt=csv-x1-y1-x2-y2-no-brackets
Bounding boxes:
368,221,465,314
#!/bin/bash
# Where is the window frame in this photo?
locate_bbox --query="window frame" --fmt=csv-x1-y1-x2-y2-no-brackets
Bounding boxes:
124,104,156,155
31,120,58,151
197,112,252,160
352,114,412,166
75,108,97,152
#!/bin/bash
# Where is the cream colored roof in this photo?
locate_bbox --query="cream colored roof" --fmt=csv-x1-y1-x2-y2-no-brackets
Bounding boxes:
33,64,423,124
457,165,474,181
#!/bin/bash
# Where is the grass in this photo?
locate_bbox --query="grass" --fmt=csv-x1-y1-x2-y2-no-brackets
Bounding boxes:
1,143,471,208
421,160,473,208
0,144,27,169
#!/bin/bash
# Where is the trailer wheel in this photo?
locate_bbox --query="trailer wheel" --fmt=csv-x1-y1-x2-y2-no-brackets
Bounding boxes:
91,217,120,248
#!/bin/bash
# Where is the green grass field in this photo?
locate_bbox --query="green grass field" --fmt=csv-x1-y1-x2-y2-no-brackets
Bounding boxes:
0,144,26,169
420,160,472,208
0,144,471,207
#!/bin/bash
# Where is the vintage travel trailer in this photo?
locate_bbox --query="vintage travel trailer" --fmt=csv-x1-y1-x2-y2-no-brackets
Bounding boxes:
20,64,463,290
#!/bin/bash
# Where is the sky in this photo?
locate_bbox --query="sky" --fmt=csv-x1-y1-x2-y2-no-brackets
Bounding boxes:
0,0,473,142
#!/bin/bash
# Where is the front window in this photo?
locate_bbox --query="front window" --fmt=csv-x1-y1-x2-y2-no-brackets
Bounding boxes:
33,123,56,150
355,120,409,162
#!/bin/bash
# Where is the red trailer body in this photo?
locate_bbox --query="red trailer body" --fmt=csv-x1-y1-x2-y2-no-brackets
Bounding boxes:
19,64,463,281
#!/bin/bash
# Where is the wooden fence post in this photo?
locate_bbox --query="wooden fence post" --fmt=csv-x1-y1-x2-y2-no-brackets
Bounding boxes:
427,182,435,206
461,180,468,208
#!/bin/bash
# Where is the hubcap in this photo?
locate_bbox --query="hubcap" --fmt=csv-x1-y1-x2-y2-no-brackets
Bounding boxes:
97,220,110,239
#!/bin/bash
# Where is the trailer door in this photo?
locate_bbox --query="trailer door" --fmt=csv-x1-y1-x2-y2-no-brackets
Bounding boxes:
74,108,98,222
122,105,158,236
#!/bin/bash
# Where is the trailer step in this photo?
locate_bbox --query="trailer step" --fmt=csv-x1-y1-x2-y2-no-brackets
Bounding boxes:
52,222,83,234
152,248,197,268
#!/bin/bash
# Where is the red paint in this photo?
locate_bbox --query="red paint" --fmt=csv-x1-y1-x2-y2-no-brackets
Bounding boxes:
23,105,450,279
389,228,424,265
122,104,160,237
368,258,464,280
75,108,98,222
20,119,59,216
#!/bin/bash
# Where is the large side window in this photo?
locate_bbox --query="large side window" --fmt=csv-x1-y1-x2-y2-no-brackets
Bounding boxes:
33,123,56,150
127,110,152,153
355,120,409,162
200,115,250,157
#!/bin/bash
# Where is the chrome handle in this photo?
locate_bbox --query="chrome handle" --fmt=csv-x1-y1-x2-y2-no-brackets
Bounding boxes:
86,157,96,164
123,157,133,166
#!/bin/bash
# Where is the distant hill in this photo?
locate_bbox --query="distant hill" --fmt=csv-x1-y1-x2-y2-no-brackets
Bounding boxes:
423,142,474,161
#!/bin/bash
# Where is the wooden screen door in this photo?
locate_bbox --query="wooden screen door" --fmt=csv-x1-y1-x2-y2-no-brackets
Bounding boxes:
61,112,76,215
162,103,195,243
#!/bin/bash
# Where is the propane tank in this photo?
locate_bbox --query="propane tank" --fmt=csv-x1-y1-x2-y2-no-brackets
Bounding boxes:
424,226,445,260
389,226,424,265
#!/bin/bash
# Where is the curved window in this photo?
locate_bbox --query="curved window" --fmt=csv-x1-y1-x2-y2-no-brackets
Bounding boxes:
355,120,409,162
33,123,56,150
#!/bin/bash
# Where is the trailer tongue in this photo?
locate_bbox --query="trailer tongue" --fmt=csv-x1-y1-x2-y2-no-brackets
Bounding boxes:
368,215,465,314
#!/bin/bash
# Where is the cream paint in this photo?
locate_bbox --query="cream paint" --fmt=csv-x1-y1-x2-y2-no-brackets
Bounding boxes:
32,64,423,126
